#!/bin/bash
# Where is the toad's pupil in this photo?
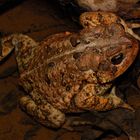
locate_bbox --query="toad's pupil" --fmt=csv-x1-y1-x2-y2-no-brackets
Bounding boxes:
111,53,124,65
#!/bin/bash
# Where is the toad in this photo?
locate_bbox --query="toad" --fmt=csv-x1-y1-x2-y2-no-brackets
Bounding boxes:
0,12,139,128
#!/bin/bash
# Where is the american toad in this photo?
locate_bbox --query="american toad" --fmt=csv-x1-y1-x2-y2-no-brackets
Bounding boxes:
0,12,139,128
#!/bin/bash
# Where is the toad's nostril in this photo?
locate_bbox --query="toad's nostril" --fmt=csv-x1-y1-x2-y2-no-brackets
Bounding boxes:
127,45,132,49
111,53,124,65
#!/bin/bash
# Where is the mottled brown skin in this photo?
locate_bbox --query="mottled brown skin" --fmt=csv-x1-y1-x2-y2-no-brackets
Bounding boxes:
80,11,140,41
0,12,139,128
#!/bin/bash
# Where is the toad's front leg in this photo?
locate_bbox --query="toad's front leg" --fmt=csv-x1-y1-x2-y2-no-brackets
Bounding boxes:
74,84,134,111
20,95,66,128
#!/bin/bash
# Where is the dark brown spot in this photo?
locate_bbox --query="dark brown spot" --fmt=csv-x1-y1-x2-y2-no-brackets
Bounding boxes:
98,13,103,23
53,116,57,120
85,92,90,96
84,22,89,26
45,74,51,85
85,16,91,20
73,52,81,59
66,85,71,91
61,73,67,86
48,62,55,67
70,35,80,47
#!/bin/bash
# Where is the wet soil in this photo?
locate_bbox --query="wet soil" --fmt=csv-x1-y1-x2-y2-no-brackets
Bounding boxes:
0,0,140,140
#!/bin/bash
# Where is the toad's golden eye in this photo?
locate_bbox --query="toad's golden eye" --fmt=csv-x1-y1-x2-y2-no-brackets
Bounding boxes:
111,53,124,65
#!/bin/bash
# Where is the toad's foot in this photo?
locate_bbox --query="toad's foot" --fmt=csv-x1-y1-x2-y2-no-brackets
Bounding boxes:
108,86,135,112
0,34,38,72
74,84,134,112
20,95,65,128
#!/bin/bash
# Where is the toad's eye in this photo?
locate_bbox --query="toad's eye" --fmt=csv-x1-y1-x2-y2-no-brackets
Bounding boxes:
111,53,124,65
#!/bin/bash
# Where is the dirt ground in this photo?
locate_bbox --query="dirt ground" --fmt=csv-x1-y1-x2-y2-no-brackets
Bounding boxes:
0,0,140,140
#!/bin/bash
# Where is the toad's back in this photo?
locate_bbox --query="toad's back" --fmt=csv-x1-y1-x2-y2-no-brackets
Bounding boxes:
16,23,138,112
